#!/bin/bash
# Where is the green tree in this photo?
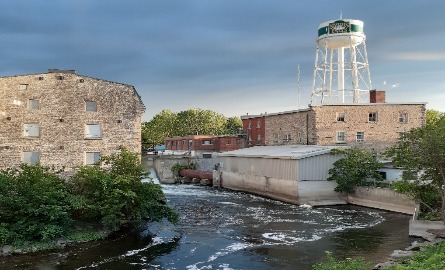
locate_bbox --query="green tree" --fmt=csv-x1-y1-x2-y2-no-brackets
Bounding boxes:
175,108,227,136
385,110,445,221
142,109,177,148
327,148,383,193
225,116,243,135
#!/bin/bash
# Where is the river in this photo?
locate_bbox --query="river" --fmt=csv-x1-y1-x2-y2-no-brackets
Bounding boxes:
1,163,412,270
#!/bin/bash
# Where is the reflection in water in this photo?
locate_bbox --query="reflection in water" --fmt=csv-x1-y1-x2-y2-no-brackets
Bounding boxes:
1,166,411,270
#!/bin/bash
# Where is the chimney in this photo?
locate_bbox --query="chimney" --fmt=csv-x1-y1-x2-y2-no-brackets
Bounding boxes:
370,90,386,103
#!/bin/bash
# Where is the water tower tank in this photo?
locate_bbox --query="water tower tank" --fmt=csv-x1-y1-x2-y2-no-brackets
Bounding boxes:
311,19,372,104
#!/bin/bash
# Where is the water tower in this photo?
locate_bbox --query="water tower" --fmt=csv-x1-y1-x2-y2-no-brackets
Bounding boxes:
311,18,372,104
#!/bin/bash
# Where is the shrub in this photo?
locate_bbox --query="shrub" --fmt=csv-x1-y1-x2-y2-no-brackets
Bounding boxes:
386,242,445,270
69,148,179,230
0,164,73,244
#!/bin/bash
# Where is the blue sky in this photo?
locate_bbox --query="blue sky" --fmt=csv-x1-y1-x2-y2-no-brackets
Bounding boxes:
1,1,444,121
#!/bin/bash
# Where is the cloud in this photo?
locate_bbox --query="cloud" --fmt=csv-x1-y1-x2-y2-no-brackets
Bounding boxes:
390,52,445,61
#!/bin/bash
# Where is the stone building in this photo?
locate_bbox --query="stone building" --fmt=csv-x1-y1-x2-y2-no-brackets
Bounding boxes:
242,91,426,153
0,69,145,169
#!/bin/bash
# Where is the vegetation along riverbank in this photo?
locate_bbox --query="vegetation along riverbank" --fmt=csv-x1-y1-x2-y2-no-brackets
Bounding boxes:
0,148,178,255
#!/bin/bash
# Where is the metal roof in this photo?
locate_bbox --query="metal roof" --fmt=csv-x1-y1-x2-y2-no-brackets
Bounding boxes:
219,145,346,160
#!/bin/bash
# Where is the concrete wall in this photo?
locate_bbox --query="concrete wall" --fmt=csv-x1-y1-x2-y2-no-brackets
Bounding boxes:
348,186,418,214
221,171,299,204
153,155,218,183
0,70,144,169
297,181,345,204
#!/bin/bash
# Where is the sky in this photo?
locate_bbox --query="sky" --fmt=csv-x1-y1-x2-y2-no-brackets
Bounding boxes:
1,1,444,121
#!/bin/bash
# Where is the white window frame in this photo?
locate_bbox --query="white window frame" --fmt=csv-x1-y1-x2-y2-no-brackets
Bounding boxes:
28,99,40,110
85,124,102,139
85,101,97,112
256,121,261,128
368,112,378,122
22,151,40,164
85,152,100,165
19,84,28,91
356,131,365,142
257,134,261,145
337,112,346,122
399,112,408,123
272,133,278,144
336,131,346,143
23,123,40,138
202,139,212,145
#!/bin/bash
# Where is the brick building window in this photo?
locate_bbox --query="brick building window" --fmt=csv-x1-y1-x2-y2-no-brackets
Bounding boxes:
23,123,40,137
85,124,102,139
336,131,346,143
19,84,28,90
257,135,261,145
399,112,408,123
85,101,97,112
356,132,365,142
28,99,40,110
226,139,232,145
248,135,252,145
248,121,251,129
368,112,378,122
337,112,345,122
256,121,261,128
23,151,40,164
85,152,100,165
202,140,212,145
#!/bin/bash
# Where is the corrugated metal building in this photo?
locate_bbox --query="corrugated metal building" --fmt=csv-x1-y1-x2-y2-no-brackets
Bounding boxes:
219,145,347,205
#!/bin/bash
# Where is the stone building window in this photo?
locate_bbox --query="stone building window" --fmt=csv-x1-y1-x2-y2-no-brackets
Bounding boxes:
356,132,365,142
298,132,303,143
284,134,291,143
19,84,28,91
22,151,40,164
399,112,408,123
368,112,378,122
28,99,40,110
272,133,279,144
23,123,40,137
337,112,345,122
85,124,102,139
336,131,346,143
85,101,97,112
85,152,100,165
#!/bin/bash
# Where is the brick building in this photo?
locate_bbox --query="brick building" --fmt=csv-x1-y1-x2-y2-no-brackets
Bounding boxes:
242,91,426,152
0,69,145,169
165,135,243,157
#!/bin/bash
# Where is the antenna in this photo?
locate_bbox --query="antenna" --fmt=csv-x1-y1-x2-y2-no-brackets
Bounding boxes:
297,64,301,109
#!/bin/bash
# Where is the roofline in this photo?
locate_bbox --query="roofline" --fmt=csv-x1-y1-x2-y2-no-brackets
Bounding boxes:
241,108,311,119
309,102,427,107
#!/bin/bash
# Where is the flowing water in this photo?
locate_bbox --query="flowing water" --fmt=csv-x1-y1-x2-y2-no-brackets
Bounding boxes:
1,162,412,270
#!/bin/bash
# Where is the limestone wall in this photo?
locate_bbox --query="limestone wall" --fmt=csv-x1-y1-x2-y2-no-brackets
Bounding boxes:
0,71,144,169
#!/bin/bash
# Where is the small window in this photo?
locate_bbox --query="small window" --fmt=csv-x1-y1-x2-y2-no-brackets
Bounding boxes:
248,121,251,129
85,124,102,139
203,153,212,158
248,135,252,145
369,112,378,122
85,152,100,165
202,140,212,145
23,151,40,164
284,134,291,142
356,132,365,142
336,131,346,143
226,139,232,145
257,135,261,145
272,133,278,144
236,139,242,144
24,124,40,137
298,132,303,143
28,99,40,110
19,84,28,90
337,112,345,122
399,112,408,123
256,121,261,128
85,101,97,112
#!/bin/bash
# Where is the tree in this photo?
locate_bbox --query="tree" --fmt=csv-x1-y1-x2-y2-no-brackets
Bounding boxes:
142,109,241,147
327,147,383,193
385,110,445,221
142,109,177,148
225,116,243,135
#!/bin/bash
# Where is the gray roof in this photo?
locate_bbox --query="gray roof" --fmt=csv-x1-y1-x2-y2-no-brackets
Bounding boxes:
219,145,346,160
